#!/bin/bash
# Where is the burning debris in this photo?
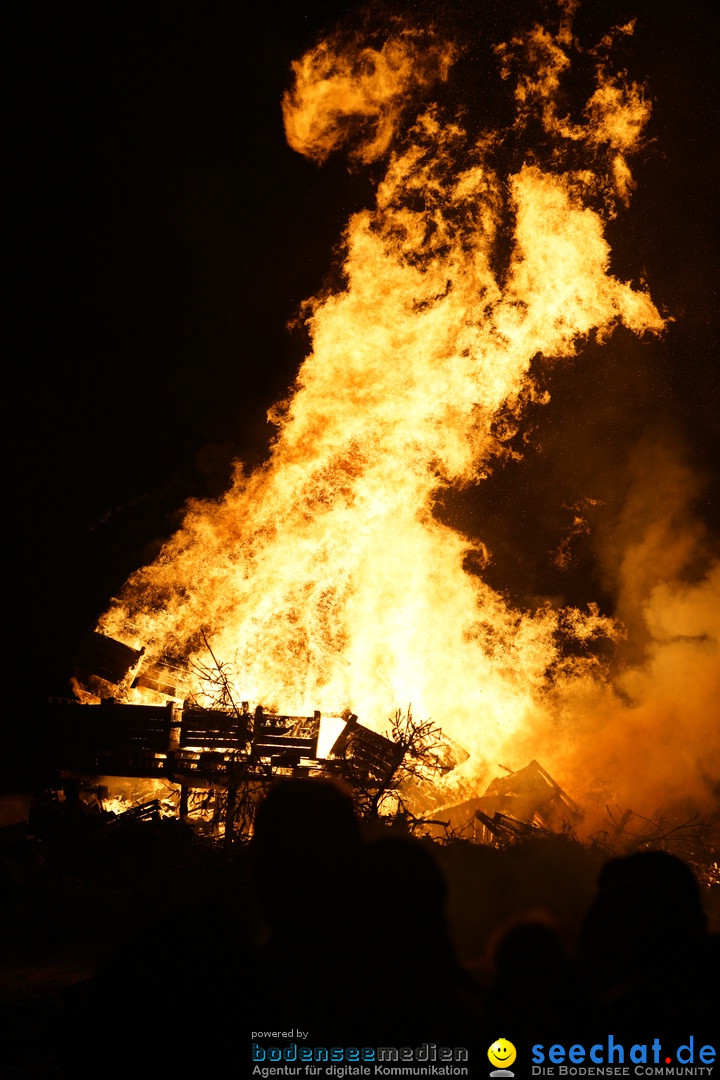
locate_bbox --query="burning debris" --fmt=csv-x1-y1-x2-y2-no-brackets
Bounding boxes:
56,631,466,836
49,630,594,847
417,757,584,845
474,759,583,837
472,760,587,842
47,662,445,838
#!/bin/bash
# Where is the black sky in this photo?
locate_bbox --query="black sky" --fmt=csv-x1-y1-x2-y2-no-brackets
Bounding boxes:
9,0,718,761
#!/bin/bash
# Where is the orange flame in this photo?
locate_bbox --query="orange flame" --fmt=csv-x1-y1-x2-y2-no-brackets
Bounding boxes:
93,5,718,815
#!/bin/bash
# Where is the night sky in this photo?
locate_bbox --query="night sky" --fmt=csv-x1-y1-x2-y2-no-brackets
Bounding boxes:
9,0,718,784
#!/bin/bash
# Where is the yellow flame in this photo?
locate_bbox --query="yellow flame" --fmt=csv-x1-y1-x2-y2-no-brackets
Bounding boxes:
95,5,683,806
282,29,457,165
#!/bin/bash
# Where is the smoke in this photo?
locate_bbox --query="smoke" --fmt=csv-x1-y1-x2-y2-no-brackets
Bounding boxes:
541,560,720,821
601,433,712,649
542,433,720,820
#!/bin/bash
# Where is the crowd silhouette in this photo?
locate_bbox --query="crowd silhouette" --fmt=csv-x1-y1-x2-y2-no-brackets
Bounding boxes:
40,776,718,1075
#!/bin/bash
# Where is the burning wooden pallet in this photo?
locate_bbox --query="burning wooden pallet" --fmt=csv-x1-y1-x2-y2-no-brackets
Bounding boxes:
429,759,584,843
41,699,177,778
43,698,402,792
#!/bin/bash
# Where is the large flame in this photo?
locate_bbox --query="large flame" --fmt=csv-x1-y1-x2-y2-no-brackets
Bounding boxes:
93,3,718,817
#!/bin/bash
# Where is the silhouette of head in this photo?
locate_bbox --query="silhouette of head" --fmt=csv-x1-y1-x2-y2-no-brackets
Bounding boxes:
252,777,360,930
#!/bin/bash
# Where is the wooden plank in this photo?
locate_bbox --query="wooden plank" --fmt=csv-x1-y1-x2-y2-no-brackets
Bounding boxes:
73,632,144,684
179,707,249,750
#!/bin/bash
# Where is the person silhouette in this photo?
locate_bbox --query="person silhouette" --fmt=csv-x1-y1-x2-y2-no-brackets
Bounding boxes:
577,849,718,1033
250,777,363,1037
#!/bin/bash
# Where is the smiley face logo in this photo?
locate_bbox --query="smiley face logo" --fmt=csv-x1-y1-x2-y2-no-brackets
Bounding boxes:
488,1038,517,1072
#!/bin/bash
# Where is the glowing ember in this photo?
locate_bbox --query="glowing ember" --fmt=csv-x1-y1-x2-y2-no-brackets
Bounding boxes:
86,2,718,822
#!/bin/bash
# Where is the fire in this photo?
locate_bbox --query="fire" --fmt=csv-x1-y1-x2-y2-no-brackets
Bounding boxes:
89,2,718,817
